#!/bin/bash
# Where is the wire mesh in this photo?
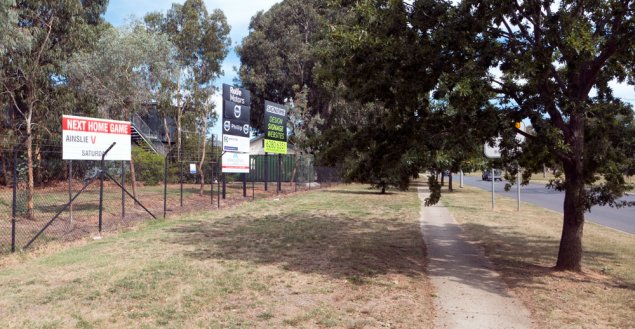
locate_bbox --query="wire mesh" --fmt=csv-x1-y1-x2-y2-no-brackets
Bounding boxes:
0,140,340,254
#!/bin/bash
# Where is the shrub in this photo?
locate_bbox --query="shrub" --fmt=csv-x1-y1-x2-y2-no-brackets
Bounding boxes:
132,147,164,186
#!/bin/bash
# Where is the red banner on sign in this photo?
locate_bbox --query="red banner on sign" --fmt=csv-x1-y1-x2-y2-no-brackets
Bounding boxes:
62,116,130,135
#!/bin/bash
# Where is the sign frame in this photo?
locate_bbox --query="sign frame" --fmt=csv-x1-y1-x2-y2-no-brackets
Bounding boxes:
62,115,131,161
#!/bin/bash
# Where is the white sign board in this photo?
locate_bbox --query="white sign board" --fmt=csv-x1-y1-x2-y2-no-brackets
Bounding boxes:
62,115,131,161
484,136,502,159
222,152,250,173
189,163,197,174
222,134,250,153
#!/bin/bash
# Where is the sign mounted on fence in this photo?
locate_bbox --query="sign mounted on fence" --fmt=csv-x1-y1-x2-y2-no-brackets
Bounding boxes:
62,115,131,161
222,152,250,173
263,101,288,154
222,84,251,153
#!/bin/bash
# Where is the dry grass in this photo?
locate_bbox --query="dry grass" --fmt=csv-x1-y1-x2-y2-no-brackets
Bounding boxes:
441,185,635,329
0,184,433,328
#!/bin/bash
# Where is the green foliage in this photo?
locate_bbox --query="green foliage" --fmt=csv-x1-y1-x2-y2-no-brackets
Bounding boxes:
237,0,330,131
132,147,164,186
64,21,175,120
424,175,441,207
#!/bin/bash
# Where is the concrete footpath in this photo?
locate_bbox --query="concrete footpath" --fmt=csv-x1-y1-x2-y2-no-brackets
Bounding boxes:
418,187,534,329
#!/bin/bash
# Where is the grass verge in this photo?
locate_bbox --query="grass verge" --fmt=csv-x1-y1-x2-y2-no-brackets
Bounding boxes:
441,185,635,329
0,184,433,328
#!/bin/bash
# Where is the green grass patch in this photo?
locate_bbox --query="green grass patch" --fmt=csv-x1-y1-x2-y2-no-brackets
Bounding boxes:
0,184,434,328
442,185,635,329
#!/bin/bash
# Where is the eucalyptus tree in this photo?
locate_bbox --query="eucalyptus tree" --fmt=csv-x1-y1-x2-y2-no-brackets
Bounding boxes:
144,0,230,162
0,0,107,218
322,0,635,271
237,0,329,132
64,21,175,199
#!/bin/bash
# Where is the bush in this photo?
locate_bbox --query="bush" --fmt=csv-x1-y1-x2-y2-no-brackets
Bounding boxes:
132,147,164,186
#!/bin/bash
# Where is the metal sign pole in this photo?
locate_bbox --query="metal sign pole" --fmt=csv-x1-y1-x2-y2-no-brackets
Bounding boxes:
517,167,521,211
491,168,495,209
460,170,464,188
121,160,125,220
98,142,117,234
69,160,73,224
264,153,268,191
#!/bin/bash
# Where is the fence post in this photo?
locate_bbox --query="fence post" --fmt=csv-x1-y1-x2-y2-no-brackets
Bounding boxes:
242,173,247,197
264,152,268,191
98,142,116,234
217,162,220,208
210,161,214,206
121,160,125,220
11,146,18,253
69,160,73,224
277,154,282,194
164,154,168,219
222,173,226,199
179,161,183,207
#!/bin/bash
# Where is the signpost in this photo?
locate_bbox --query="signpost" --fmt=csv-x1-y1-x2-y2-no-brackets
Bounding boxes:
483,123,527,210
222,84,252,198
263,101,288,193
484,137,501,209
62,115,131,161
263,101,288,154
221,85,251,154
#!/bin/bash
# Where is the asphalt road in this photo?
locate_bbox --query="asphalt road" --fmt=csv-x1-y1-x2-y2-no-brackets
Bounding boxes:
458,175,635,235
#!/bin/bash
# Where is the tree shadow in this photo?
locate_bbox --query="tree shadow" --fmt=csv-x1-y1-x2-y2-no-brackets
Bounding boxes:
323,189,395,196
453,222,635,291
166,213,427,281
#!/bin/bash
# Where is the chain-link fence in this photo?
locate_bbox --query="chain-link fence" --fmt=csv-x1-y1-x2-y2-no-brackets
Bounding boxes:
0,139,340,254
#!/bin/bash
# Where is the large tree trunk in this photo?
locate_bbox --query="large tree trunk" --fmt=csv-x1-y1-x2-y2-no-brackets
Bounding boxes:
555,115,585,271
448,171,453,192
1,146,7,186
163,116,172,149
556,162,585,271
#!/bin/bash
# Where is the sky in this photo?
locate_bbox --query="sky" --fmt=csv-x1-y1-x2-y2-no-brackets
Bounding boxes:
105,0,280,137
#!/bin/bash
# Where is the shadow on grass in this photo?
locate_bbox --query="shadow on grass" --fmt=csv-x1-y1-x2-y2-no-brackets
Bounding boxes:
166,213,426,280
323,190,395,196
453,222,634,291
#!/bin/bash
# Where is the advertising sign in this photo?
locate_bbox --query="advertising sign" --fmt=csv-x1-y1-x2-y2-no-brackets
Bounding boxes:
221,152,250,173
263,101,287,154
222,84,251,153
62,115,131,161
222,134,250,153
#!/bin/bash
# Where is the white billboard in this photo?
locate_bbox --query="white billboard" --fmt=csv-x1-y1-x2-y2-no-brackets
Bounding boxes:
62,115,131,161
222,134,249,153
222,152,250,173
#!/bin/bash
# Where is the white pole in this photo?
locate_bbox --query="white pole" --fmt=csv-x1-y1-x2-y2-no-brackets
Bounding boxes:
491,168,495,209
460,170,464,188
517,171,521,211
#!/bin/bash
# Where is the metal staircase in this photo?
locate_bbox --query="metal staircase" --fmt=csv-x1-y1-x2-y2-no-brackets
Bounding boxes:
131,113,167,156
